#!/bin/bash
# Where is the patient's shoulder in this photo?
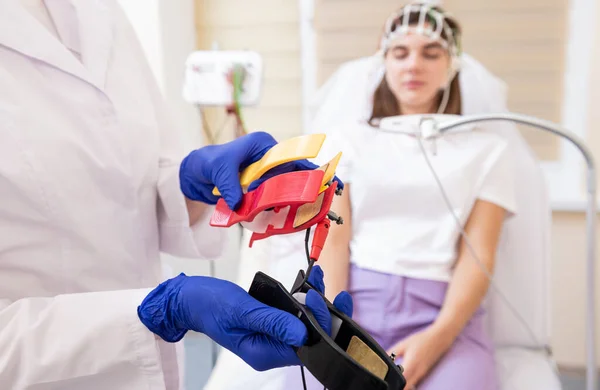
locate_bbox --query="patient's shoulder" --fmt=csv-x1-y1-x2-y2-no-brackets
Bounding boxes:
322,120,375,145
448,127,511,150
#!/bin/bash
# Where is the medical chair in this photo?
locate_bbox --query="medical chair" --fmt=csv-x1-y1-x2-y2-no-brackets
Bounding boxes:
202,54,572,390
454,55,562,390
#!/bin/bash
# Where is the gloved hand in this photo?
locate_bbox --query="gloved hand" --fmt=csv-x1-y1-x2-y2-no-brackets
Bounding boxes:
303,265,353,336
179,131,344,210
138,265,352,371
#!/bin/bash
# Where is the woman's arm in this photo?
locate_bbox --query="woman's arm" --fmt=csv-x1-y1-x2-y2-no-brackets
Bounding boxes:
431,199,507,344
320,185,353,301
387,199,509,389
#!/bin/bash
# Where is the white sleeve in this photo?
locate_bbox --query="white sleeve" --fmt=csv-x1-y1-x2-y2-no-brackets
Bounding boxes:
476,141,517,216
0,289,169,390
156,158,226,260
115,5,226,260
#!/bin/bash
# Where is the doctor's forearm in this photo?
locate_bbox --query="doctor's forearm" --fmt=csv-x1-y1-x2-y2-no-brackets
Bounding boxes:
185,197,211,226
0,288,160,388
432,253,494,343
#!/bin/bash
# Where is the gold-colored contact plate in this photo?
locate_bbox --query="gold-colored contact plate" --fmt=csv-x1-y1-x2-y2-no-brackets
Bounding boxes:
346,336,389,380
294,192,325,228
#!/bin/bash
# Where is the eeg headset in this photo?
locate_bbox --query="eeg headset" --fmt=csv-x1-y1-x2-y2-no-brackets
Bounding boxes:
379,2,462,112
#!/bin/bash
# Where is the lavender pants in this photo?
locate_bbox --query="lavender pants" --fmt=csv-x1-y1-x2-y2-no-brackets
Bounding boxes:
283,265,499,390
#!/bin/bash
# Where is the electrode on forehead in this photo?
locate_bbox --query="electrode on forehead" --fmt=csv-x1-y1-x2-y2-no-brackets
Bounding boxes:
380,3,460,60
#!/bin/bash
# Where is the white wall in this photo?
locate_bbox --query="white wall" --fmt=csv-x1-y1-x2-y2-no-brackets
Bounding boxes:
118,0,201,148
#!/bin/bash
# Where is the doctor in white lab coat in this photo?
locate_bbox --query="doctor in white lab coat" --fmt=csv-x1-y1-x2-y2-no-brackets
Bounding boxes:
0,1,352,389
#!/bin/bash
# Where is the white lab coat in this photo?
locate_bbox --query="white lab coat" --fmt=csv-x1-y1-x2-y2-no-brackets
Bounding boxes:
0,1,225,389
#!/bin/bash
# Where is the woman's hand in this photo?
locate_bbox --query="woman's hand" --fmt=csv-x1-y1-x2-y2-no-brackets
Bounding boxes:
387,325,455,389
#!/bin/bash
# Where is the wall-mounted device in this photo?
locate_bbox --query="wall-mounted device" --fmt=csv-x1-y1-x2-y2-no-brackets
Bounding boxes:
183,49,263,107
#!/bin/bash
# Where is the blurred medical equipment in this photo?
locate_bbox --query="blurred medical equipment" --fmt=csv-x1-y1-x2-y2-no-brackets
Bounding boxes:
183,48,263,143
379,113,598,390
207,134,407,390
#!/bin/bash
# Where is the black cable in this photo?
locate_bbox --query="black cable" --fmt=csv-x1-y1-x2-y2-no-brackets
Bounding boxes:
291,259,314,295
298,227,315,389
301,366,308,390
304,227,311,263
298,228,328,390
303,228,316,285
291,227,314,295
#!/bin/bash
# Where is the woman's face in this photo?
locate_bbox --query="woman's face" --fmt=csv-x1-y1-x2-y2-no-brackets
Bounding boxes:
384,31,451,114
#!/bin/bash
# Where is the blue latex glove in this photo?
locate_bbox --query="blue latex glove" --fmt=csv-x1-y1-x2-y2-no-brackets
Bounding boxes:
138,265,352,371
179,131,344,210
246,158,333,192
304,266,353,337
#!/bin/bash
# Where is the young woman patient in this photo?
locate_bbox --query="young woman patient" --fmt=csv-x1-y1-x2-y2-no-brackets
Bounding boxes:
282,3,516,390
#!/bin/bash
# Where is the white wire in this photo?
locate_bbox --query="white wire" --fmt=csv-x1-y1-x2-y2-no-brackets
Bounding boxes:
436,87,450,114
413,133,544,350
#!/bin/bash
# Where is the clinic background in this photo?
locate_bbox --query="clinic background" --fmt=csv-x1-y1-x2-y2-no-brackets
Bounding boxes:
117,0,599,384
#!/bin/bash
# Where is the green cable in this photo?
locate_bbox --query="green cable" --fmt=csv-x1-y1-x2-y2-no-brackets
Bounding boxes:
232,64,247,135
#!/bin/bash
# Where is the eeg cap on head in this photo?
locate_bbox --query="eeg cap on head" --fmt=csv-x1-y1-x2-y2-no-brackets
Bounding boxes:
379,2,462,85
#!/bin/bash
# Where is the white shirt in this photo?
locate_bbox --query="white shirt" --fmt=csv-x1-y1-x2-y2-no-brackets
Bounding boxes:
0,1,225,389
316,117,517,281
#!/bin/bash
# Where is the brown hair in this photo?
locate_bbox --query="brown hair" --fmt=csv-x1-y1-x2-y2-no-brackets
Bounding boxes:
369,4,462,125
